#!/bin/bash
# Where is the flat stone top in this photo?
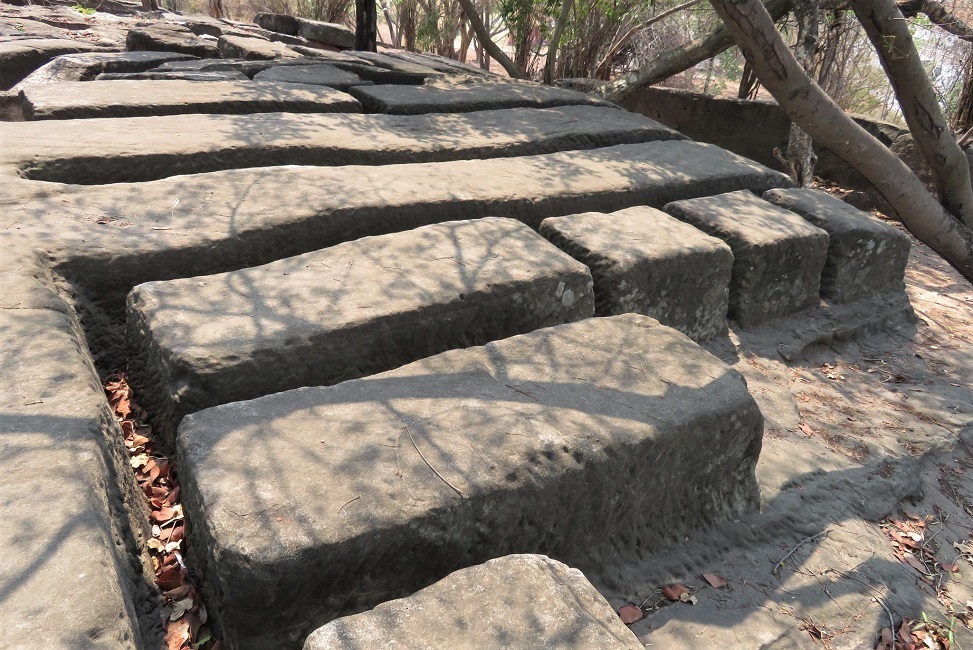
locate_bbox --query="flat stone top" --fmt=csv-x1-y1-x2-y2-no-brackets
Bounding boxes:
177,314,754,562
22,79,361,118
0,37,109,54
541,206,731,266
349,79,615,114
665,189,827,246
130,217,588,356
45,50,196,66
0,105,681,182
303,554,642,650
763,187,910,238
252,63,368,88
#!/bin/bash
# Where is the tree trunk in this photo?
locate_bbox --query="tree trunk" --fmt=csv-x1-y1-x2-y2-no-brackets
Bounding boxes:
600,0,791,103
543,0,574,85
955,53,973,132
455,0,523,77
141,0,160,10
851,0,973,227
706,0,973,281
782,0,818,186
738,59,761,98
356,0,378,51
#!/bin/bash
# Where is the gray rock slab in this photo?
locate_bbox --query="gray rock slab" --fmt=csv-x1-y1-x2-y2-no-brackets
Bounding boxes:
20,79,361,119
540,206,733,341
151,57,288,77
128,217,594,445
177,314,763,649
762,188,911,302
350,79,614,114
254,12,300,35
126,23,220,58
252,63,369,89
11,50,197,89
0,38,110,89
383,49,491,76
96,69,249,81
7,142,792,309
295,18,355,48
303,555,643,650
218,33,300,60
0,308,147,648
2,105,683,184
664,190,829,327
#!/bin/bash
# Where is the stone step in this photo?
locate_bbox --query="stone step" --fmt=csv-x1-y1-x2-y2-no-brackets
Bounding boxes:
11,51,198,91
303,554,642,650
177,314,763,649
252,63,371,90
11,141,792,313
128,217,594,445
762,188,911,303
348,79,615,114
664,190,829,327
0,307,149,648
540,206,733,341
20,79,361,119
1,105,682,184
0,38,112,90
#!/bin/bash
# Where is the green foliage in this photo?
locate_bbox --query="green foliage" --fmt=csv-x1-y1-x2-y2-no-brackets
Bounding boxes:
69,4,97,15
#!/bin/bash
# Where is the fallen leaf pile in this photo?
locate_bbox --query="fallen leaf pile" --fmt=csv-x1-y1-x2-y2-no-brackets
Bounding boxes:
104,372,221,650
880,516,945,588
617,574,728,625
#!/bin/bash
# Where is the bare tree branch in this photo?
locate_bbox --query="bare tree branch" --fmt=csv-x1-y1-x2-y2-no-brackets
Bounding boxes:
897,0,973,42
455,0,524,78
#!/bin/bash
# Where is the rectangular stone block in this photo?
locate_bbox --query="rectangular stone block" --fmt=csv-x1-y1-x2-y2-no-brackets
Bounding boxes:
664,190,829,327
177,314,763,649
763,188,911,302
0,308,145,648
128,218,594,445
540,206,733,341
303,555,643,650
21,79,361,119
348,79,615,114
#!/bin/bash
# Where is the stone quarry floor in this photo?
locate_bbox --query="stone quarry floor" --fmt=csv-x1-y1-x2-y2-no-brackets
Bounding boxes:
616,231,973,649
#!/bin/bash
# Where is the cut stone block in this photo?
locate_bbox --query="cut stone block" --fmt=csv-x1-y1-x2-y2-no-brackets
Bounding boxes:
11,51,198,89
0,308,146,648
151,57,281,76
295,18,355,49
96,70,250,81
21,79,361,119
217,34,300,60
762,188,911,302
254,12,300,35
11,141,792,308
0,38,110,89
349,79,615,114
303,555,643,650
2,105,682,184
129,218,594,444
664,190,829,326
126,23,220,58
540,206,733,341
177,314,763,649
253,63,369,89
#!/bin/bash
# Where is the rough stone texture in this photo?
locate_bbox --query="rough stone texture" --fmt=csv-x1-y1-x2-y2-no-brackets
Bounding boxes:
762,188,911,302
351,50,442,77
0,308,149,648
384,49,491,76
96,69,249,81
303,555,643,650
539,207,733,341
217,33,300,60
152,57,283,77
253,12,300,35
126,23,220,58
294,18,355,48
0,38,110,89
20,79,362,119
664,190,829,327
1,105,683,184
4,142,792,315
128,218,594,444
11,51,197,89
177,314,763,649
252,63,369,89
350,79,615,114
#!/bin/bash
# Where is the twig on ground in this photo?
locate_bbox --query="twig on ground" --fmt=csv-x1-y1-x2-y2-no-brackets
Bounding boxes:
408,428,464,497
773,531,830,575
830,570,896,641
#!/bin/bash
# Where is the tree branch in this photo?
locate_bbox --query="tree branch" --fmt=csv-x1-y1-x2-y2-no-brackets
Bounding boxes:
897,0,973,42
543,0,575,84
455,0,523,78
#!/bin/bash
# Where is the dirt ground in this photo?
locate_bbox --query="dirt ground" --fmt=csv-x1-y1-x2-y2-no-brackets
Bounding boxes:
598,220,973,649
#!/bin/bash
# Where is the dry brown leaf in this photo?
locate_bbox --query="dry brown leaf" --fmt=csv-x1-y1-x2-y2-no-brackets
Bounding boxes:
662,584,689,601
702,573,728,589
618,604,643,624
166,617,191,650
799,423,814,437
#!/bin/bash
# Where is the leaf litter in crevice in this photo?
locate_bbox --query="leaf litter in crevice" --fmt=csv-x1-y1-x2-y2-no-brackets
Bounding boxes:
104,372,220,650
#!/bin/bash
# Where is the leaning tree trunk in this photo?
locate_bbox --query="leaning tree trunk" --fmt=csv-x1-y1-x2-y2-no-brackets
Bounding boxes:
455,0,523,77
356,0,378,51
851,0,973,227
706,0,973,281
781,0,818,186
543,0,574,85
